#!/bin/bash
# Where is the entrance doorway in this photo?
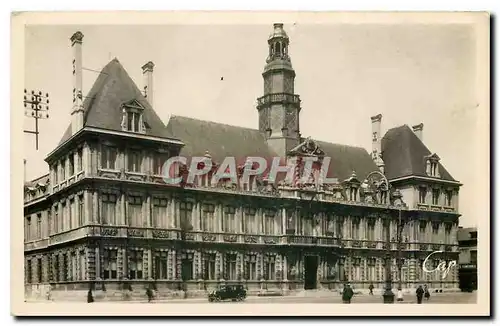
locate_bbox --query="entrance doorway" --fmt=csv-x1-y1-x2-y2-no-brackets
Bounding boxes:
304,255,319,290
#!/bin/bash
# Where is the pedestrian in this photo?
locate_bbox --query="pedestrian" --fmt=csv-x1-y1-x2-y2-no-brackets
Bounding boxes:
368,283,374,295
146,287,154,303
87,289,94,303
424,284,430,301
342,283,354,304
416,285,424,304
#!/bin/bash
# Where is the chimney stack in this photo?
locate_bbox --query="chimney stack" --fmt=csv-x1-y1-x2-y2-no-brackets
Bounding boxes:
370,114,385,173
412,123,424,142
142,61,155,107
24,159,27,183
70,31,84,135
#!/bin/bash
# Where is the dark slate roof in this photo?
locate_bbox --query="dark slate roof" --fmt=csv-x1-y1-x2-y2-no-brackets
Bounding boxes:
314,140,379,181
381,125,456,181
165,115,279,167
165,115,379,181
58,58,170,145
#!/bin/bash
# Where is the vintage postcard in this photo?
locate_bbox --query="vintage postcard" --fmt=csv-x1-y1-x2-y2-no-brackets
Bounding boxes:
11,11,490,316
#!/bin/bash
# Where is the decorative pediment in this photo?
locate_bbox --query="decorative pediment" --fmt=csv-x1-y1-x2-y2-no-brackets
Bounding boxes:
425,153,441,162
121,99,144,111
289,137,325,157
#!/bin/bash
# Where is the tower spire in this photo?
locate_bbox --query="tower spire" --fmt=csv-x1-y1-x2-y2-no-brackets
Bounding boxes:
257,23,301,158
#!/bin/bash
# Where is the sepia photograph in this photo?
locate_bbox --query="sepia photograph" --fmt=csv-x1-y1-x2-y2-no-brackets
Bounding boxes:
11,11,490,316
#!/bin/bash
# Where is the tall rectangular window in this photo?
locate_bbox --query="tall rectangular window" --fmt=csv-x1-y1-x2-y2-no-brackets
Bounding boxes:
201,203,215,232
101,146,117,170
432,189,440,205
245,254,257,280
54,207,59,233
445,190,453,207
37,257,43,283
79,250,86,280
69,198,74,229
54,163,59,184
69,155,74,176
103,249,118,280
223,206,236,233
419,221,427,242
154,252,168,279
366,221,375,241
128,150,142,172
204,253,216,280
153,153,169,175
36,214,42,239
419,188,427,204
128,196,143,227
244,207,257,234
263,209,275,235
152,198,168,228
78,195,84,226
60,160,66,181
181,252,194,281
225,254,237,280
179,202,193,230
264,255,276,280
127,112,141,132
77,148,83,172
26,216,31,241
26,259,32,284
129,250,143,279
351,219,360,239
102,194,117,225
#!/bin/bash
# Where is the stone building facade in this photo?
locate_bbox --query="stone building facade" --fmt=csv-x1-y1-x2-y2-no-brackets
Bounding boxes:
24,24,461,300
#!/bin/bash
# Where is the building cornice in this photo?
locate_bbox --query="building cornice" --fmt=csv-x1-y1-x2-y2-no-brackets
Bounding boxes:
389,175,463,186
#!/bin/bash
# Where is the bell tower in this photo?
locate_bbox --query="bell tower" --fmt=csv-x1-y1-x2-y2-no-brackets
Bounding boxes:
257,23,301,158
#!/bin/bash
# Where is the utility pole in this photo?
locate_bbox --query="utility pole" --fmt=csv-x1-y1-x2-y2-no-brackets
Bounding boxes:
24,89,49,150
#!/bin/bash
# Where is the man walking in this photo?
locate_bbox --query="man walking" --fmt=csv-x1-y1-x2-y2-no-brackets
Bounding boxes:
416,285,424,304
342,283,354,304
368,283,374,295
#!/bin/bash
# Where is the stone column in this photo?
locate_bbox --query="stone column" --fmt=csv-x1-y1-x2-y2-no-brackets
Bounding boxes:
92,191,99,224
122,247,128,280
145,195,151,227
147,248,153,280
283,254,288,281
121,193,127,225
95,247,101,280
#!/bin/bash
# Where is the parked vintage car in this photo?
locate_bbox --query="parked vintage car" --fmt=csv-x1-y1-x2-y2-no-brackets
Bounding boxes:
208,284,247,302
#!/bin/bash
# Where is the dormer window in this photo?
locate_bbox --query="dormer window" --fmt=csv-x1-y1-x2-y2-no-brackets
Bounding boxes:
121,100,146,134
425,153,441,177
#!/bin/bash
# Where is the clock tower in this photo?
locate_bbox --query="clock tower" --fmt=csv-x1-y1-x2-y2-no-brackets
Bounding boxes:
257,23,301,158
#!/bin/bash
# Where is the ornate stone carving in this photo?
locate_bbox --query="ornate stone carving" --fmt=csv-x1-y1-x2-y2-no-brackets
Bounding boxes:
127,229,145,237
263,236,277,244
352,240,362,248
223,235,238,243
184,233,195,241
101,228,118,236
203,234,217,242
152,230,170,238
244,236,258,243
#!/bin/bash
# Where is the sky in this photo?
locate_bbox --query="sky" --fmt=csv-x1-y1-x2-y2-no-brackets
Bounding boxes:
24,23,481,227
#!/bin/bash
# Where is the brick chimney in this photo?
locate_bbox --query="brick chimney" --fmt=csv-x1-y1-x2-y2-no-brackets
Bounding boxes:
70,31,84,135
370,114,385,173
142,61,155,107
412,123,424,142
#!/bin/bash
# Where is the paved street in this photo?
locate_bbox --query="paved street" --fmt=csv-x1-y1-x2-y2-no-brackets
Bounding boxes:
123,291,476,304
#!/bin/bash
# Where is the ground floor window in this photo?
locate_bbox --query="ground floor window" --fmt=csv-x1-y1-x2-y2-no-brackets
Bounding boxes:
129,250,144,280
154,251,168,280
103,249,118,280
181,252,194,281
245,255,257,280
264,255,276,280
225,253,237,280
204,253,216,280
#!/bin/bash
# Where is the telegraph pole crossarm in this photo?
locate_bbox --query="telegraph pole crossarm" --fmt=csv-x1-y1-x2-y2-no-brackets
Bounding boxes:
24,89,50,150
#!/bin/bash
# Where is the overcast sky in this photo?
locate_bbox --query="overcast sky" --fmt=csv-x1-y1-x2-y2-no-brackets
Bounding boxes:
24,23,480,226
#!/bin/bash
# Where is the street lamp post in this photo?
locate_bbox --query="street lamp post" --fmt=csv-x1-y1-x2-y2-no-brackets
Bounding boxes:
23,89,50,151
